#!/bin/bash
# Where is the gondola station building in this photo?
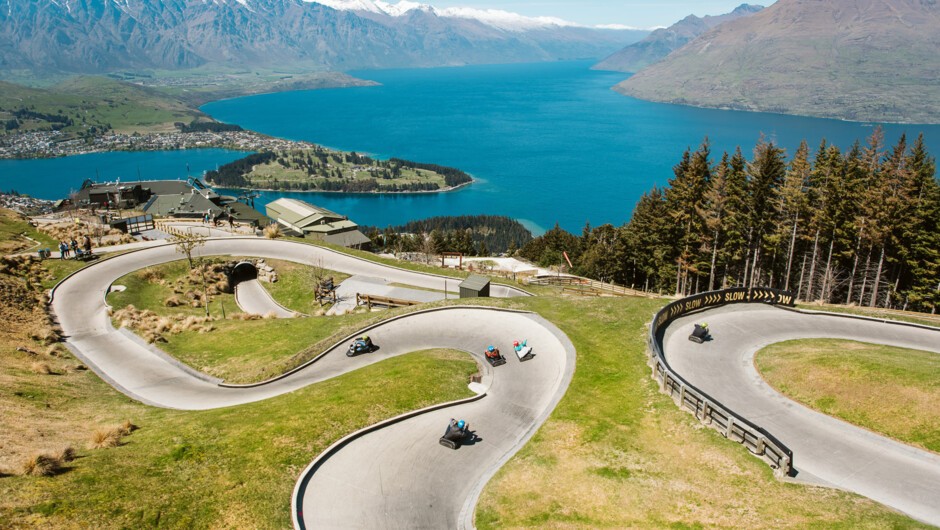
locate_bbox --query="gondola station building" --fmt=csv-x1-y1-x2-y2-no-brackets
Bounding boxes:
265,198,371,249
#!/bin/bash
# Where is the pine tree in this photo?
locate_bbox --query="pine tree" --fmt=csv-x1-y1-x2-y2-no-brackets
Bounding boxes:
781,141,811,291
744,137,787,288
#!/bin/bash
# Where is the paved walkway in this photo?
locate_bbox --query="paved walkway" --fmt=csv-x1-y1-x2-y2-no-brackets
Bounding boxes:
663,304,940,526
328,275,448,315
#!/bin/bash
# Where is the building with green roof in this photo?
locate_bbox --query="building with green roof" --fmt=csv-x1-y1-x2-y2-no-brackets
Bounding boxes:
266,198,371,249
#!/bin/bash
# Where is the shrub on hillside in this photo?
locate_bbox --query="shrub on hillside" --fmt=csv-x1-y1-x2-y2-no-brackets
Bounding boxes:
21,453,63,476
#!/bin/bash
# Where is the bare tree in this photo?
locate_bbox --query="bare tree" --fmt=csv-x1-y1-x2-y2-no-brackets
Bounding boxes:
172,231,206,269
420,232,436,265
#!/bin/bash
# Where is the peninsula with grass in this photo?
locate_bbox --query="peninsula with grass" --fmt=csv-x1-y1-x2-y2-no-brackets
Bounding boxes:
204,148,473,193
0,73,374,159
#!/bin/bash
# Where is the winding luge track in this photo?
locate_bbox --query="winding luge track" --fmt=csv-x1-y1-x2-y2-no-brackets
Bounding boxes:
50,238,575,528
663,304,940,525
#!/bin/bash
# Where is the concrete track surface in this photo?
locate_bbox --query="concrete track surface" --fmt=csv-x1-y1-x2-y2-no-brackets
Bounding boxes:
234,279,298,318
664,304,940,525
50,238,573,528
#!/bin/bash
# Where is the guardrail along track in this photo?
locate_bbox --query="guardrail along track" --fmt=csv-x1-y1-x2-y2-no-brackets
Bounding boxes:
648,287,796,476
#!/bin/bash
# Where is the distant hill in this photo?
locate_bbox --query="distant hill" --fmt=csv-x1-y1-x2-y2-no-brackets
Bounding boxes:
0,77,206,136
617,0,940,124
0,0,648,75
593,4,763,73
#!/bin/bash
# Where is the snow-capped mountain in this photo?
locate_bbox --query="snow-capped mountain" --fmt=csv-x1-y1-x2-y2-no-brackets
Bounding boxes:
0,0,648,73
314,0,583,31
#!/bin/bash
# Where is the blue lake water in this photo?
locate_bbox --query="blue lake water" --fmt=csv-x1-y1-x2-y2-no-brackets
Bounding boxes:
0,148,246,198
4,61,939,234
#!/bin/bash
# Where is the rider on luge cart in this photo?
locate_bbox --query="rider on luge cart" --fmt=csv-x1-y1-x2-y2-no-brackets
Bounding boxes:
484,345,506,366
439,418,470,449
347,335,375,356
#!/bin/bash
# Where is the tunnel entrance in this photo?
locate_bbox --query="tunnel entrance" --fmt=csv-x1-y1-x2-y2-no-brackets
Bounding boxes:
230,261,258,285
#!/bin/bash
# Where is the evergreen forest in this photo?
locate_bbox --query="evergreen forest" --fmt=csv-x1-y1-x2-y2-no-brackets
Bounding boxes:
363,215,533,256
520,131,940,313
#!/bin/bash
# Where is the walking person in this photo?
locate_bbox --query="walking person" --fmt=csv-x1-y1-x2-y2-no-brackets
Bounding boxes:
70,238,79,258
59,240,69,259
83,234,92,254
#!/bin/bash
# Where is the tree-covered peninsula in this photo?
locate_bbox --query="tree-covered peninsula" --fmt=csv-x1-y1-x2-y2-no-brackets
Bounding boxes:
204,148,472,193
521,131,940,313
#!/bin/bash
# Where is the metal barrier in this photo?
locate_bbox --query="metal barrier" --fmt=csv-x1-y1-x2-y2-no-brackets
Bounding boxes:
648,287,796,476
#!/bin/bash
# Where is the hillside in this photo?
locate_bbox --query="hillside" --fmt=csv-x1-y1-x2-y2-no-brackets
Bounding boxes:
617,0,940,124
593,4,762,73
0,0,647,75
0,77,207,136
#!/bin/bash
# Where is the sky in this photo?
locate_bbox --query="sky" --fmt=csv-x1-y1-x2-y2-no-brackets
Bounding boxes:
426,1,776,28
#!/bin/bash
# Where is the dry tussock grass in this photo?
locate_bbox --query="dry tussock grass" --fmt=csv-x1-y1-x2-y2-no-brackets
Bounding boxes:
89,427,123,449
21,453,63,476
114,306,216,343
263,223,281,239
230,313,262,321
164,295,182,307
119,420,138,436
58,446,77,462
28,322,61,346
30,362,53,375
37,220,135,246
137,268,164,283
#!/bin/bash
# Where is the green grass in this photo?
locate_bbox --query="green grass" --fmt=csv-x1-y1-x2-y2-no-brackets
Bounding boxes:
798,303,940,328
756,339,940,453
0,77,204,138
475,296,928,528
3,236,928,527
0,349,477,528
107,259,236,319
262,259,350,315
161,313,376,383
0,208,58,253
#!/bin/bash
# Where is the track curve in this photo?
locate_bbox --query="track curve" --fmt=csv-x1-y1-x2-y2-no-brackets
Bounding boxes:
50,238,573,528
234,279,299,318
663,304,940,525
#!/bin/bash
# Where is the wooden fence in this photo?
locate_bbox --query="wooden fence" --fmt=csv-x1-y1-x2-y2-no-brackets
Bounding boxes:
526,274,654,298
355,293,420,310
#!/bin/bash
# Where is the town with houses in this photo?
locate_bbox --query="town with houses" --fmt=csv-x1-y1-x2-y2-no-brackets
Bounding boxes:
0,130,317,159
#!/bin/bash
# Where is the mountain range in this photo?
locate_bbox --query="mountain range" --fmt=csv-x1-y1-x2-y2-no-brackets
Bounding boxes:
593,4,763,73
0,0,648,74
617,0,940,124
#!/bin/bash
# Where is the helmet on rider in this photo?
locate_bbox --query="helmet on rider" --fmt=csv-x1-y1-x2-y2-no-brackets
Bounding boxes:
457,420,465,429
487,345,495,352
513,341,519,347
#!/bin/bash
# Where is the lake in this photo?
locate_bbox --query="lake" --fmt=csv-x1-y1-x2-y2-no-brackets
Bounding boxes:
4,61,939,234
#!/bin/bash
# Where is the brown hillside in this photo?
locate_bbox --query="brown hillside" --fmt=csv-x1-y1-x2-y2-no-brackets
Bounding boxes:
617,0,940,123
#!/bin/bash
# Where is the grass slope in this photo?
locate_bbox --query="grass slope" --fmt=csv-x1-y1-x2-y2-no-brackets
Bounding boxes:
756,339,940,453
476,297,927,528
0,349,476,528
262,259,350,315
0,77,205,137
1,225,928,527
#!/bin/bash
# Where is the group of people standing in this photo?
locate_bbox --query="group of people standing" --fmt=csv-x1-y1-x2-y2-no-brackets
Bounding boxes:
59,235,92,259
